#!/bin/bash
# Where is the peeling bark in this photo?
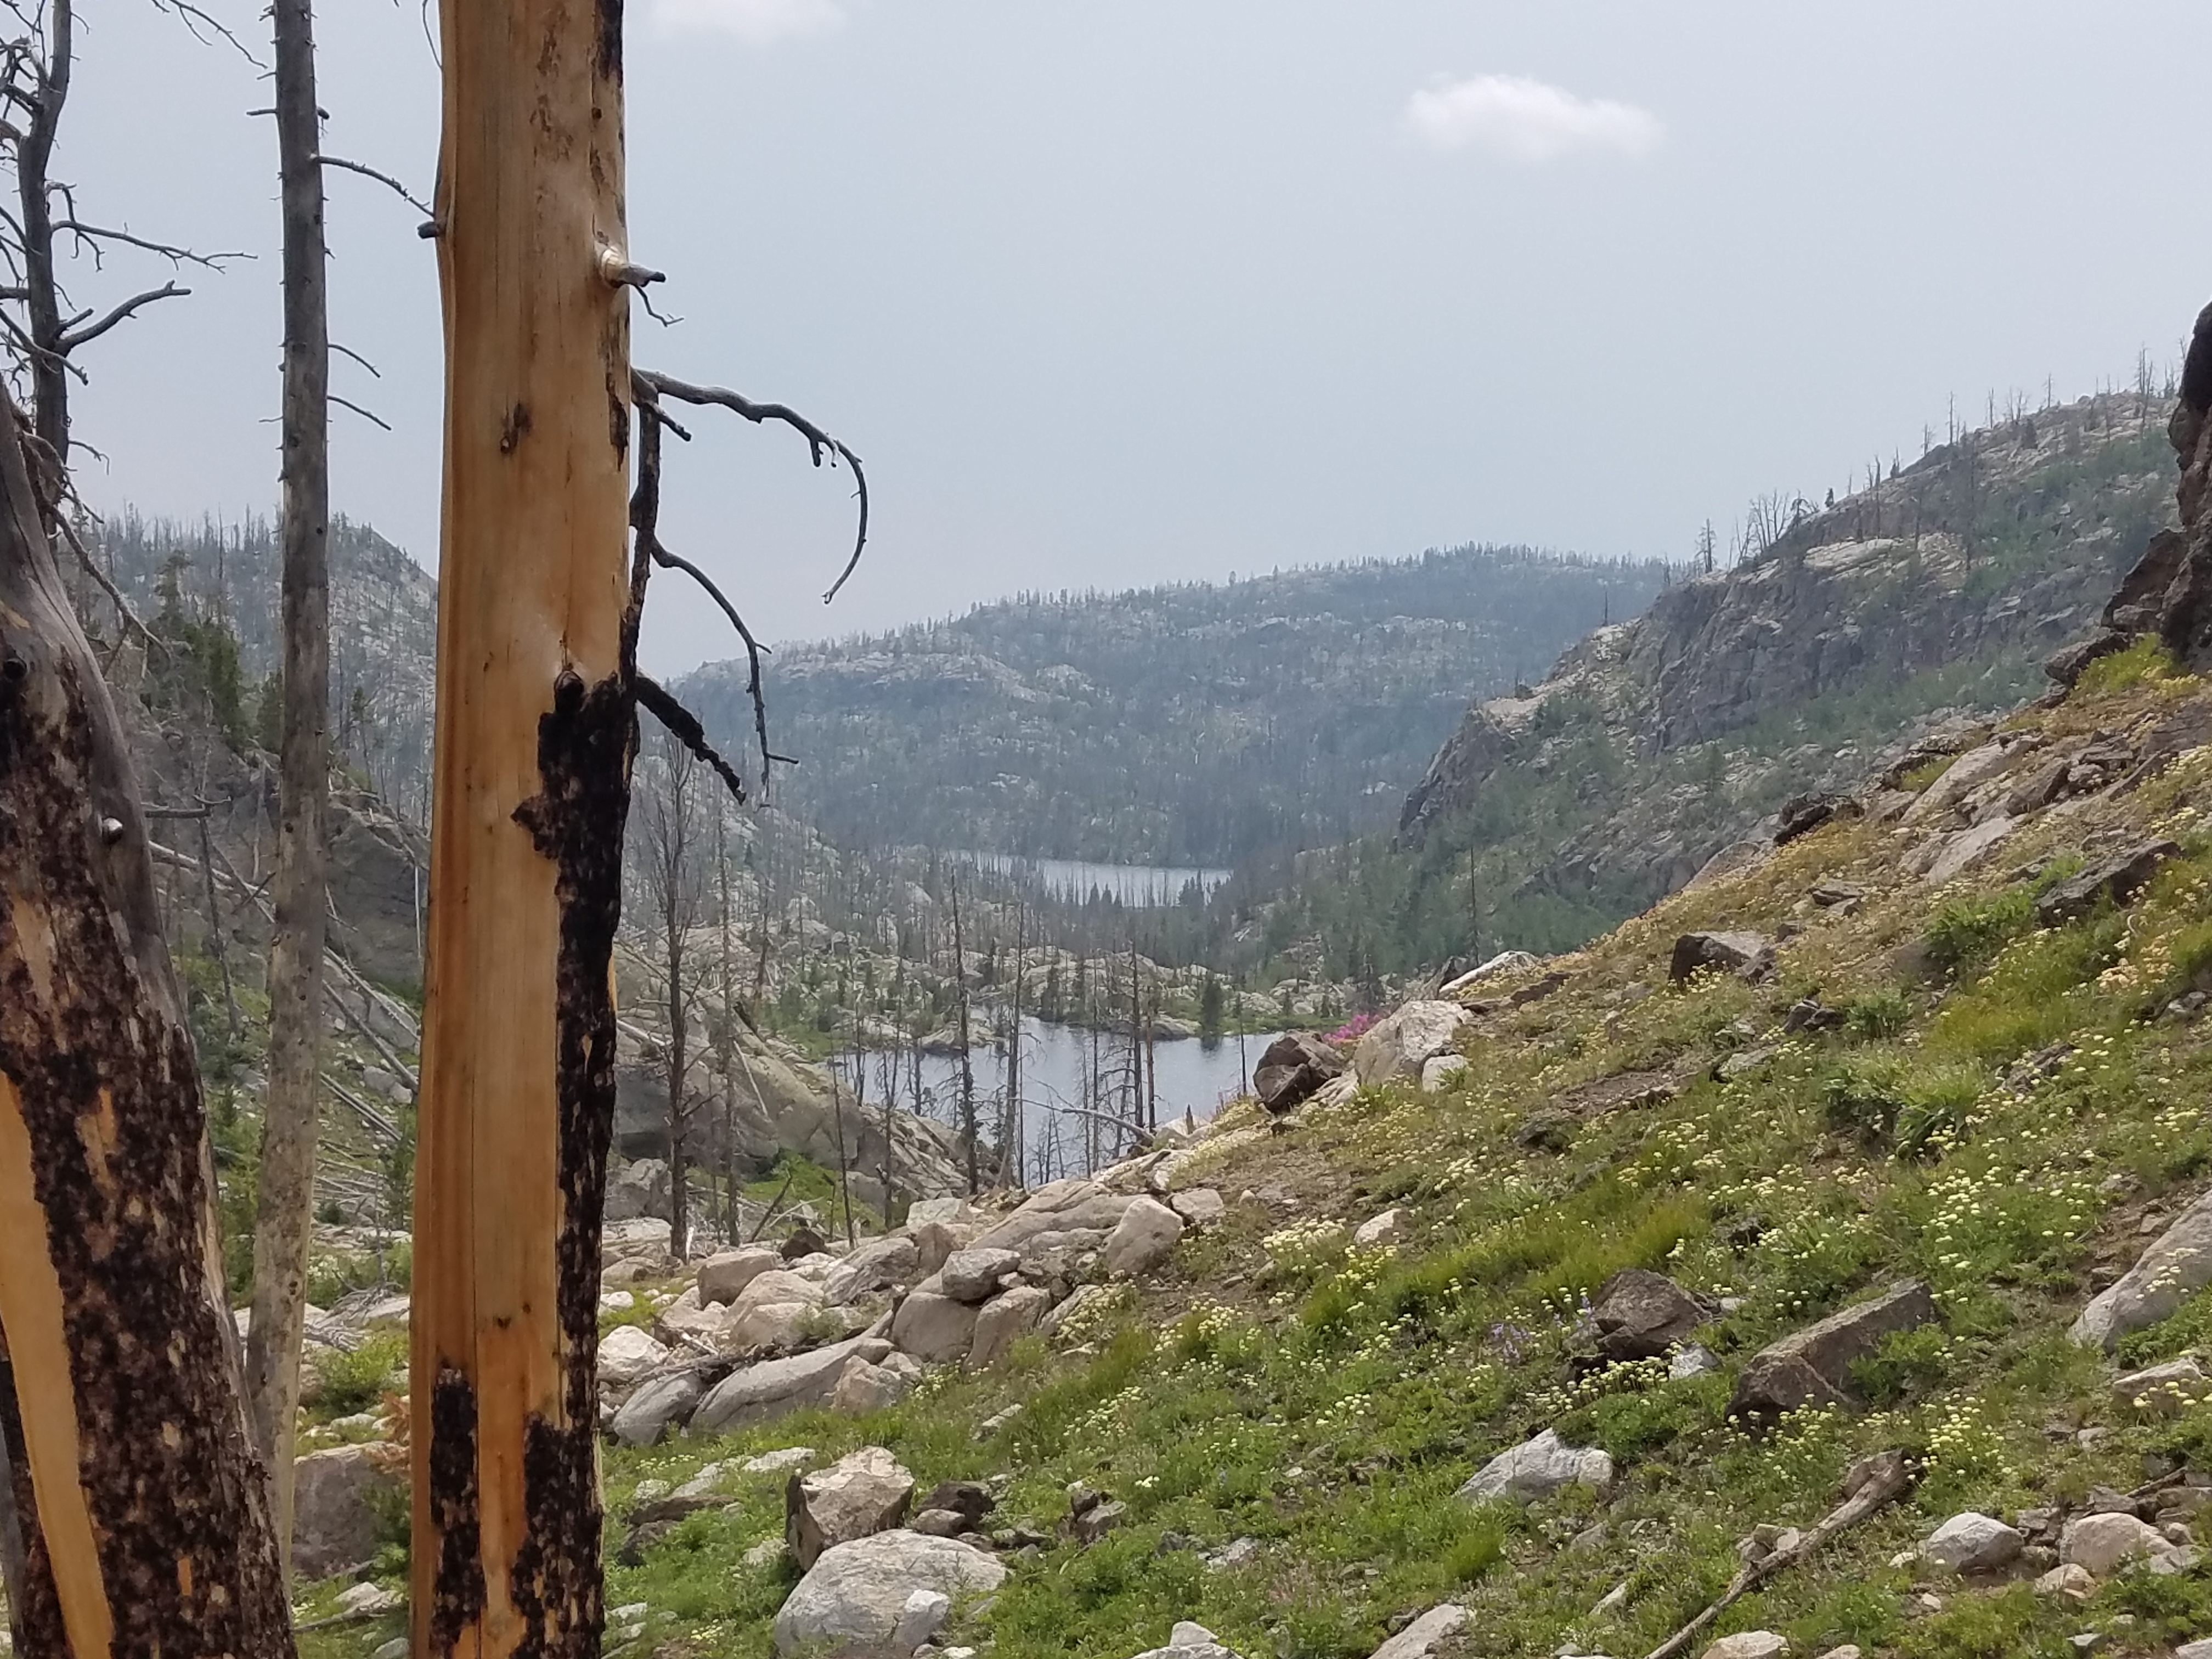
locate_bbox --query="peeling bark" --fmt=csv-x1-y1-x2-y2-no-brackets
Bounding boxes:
0,383,293,1652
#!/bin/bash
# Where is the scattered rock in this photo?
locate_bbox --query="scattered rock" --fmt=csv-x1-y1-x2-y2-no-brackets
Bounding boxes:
2061,1511,2190,1576
1350,1001,1475,1088
1669,1342,1721,1379
787,1446,915,1571
770,1530,1005,1657
1102,1197,1184,1278
1368,1604,1470,1658
830,1355,915,1415
1204,1537,1260,1570
890,1287,984,1364
605,1157,671,1223
2073,1186,2212,1349
968,1178,1137,1257
1775,792,1863,845
334,1580,404,1617
1781,998,1847,1035
1454,1428,1612,1504
1251,1032,1347,1115
967,1285,1053,1371
691,1336,894,1435
1072,1498,1128,1544
1669,931,1774,985
1921,1512,2024,1573
1700,1635,1788,1659
1728,1281,1938,1424
1440,950,1541,996
1808,878,1866,909
699,1245,784,1307
1353,1209,1414,1249
743,1447,816,1475
1916,815,2017,884
2112,1356,2208,1417
1419,1053,1469,1093
598,1323,670,1388
1171,1188,1227,1227
1588,1269,1715,1365
939,1248,1022,1304
2035,839,2182,928
610,1368,709,1447
822,1235,923,1305
291,1444,401,1579
2035,1562,2096,1601
781,1224,831,1261
1515,1111,1576,1154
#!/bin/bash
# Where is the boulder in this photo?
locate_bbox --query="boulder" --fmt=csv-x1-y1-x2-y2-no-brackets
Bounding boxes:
742,1446,816,1474
1899,740,2013,826
939,1248,1022,1304
1353,1208,1413,1249
1251,1032,1346,1115
691,1335,894,1435
1103,1197,1184,1278
830,1355,915,1415
1921,1513,2024,1574
1171,1188,1227,1228
787,1445,915,1570
292,1444,401,1579
1368,1604,1470,1658
726,1298,826,1354
906,1197,972,1227
1589,1268,1714,1365
1701,1637,1787,1659
2061,1511,2190,1576
889,1286,981,1363
1127,1620,1247,1658
2113,1356,2209,1417
1439,950,1542,996
1351,1002,1474,1088
1454,1429,1612,1504
1669,932,1774,984
907,1218,967,1277
1774,792,1863,845
605,1157,670,1223
610,1369,708,1446
2035,840,2181,927
969,1180,1138,1255
1419,1053,1468,1093
1728,1282,1937,1423
967,1284,1053,1372
598,1323,670,1388
920,1480,995,1528
823,1235,923,1305
656,1284,733,1350
2072,1185,2212,1349
771,1530,1005,1657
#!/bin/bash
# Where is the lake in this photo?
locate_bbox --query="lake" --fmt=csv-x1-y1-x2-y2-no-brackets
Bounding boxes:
835,1013,1280,1182
962,854,1232,908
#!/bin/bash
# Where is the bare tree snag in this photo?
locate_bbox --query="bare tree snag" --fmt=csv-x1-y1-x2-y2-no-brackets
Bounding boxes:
242,0,332,1572
410,0,633,1647
0,386,293,1653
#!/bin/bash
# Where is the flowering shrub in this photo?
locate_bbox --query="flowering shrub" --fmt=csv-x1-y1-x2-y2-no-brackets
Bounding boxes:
1326,1011,1378,1047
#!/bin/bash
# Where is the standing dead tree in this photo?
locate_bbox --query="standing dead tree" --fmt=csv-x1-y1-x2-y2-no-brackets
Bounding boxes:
0,382,292,1652
634,732,708,1256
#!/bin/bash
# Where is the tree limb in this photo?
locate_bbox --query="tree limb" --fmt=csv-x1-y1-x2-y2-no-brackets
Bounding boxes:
52,218,247,271
58,280,188,350
635,674,747,808
313,153,434,221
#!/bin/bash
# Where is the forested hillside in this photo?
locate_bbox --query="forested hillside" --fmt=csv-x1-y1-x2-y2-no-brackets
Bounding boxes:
682,547,1672,867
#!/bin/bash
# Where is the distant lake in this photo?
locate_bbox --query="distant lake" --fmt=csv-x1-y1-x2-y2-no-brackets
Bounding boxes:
963,854,1231,908
836,1014,1280,1182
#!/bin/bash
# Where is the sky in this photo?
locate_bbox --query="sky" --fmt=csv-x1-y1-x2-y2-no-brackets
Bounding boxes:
60,1,2212,674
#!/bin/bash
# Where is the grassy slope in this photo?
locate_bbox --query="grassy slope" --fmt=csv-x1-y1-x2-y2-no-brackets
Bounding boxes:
307,650,2212,1659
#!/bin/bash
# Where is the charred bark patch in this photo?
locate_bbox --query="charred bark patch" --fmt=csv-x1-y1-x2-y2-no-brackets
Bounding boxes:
425,1365,486,1656
510,1415,603,1657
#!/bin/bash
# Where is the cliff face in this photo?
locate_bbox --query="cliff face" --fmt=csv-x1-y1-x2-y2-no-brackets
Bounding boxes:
1400,392,2176,856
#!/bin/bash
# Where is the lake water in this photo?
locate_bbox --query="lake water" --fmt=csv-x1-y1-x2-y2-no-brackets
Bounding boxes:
962,853,1232,908
836,1014,1280,1181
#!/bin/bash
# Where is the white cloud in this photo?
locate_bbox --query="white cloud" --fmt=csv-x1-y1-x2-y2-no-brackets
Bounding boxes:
1403,74,1661,163
651,0,845,44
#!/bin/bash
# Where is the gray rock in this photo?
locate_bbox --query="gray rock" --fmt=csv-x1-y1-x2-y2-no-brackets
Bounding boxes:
699,1244,785,1307
1170,1188,1227,1227
1700,1637,1788,1659
1251,1031,1346,1115
787,1445,916,1571
1368,1604,1470,1658
691,1335,893,1435
1728,1281,1937,1423
969,1179,1138,1255
2061,1510,2190,1576
742,1447,816,1474
1072,1497,1128,1542
2112,1356,2209,1417
823,1235,923,1305
606,1156,671,1223
1668,932,1774,984
890,1286,982,1363
1589,1268,1714,1364
1419,1053,1469,1093
1351,1001,1475,1087
1455,1429,1612,1504
1669,1342,1721,1379
831,1355,915,1415
2036,839,2181,928
967,1284,1053,1372
1921,1512,2024,1573
611,1370,707,1446
1102,1197,1184,1278
771,1530,1005,1657
292,1444,401,1579
1775,792,1862,845
2073,1185,2212,1348
939,1248,1022,1304
598,1323,670,1387
1353,1208,1413,1249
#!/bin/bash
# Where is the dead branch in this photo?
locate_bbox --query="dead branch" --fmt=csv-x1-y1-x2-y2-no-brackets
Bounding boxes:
636,673,747,807
1643,1449,1916,1659
330,393,391,431
312,153,434,221
633,366,870,603
54,512,160,653
52,219,246,272
58,280,188,351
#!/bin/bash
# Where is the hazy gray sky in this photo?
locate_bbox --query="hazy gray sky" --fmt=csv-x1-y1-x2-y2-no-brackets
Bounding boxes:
63,2,2212,672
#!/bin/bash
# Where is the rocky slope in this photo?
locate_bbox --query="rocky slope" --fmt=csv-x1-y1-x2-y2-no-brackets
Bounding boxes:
293,363,2212,1659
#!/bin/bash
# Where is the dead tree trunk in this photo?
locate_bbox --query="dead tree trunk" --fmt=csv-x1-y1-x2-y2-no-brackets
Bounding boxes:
242,0,332,1572
949,871,976,1192
0,392,293,1653
410,0,634,1646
